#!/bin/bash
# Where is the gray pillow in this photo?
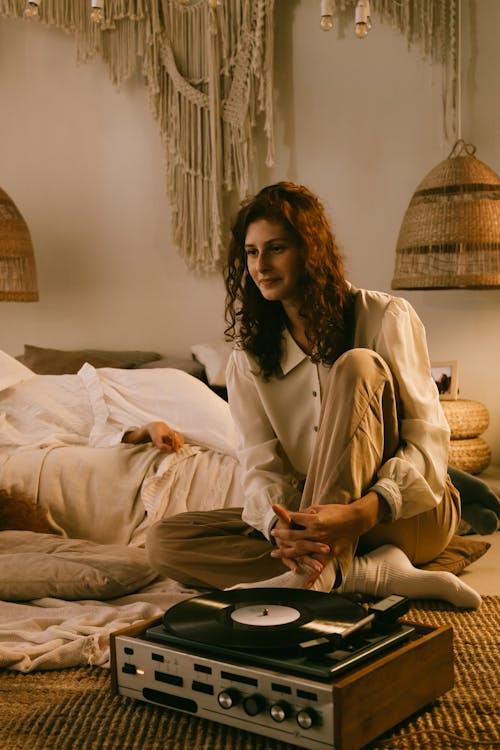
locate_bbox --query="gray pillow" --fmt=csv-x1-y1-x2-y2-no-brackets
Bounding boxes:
0,531,158,601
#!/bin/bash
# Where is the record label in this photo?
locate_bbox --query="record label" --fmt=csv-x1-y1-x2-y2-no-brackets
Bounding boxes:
230,604,301,627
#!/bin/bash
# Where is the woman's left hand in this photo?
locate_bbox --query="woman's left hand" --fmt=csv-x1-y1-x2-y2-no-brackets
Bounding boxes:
270,494,383,585
271,503,360,560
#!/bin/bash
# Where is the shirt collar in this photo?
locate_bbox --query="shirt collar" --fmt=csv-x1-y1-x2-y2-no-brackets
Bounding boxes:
279,281,356,375
280,328,309,375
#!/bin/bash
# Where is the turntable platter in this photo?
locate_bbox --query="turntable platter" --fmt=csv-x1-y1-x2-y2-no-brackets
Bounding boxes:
162,588,368,650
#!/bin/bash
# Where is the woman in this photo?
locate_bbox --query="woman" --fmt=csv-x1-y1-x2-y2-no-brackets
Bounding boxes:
147,182,481,608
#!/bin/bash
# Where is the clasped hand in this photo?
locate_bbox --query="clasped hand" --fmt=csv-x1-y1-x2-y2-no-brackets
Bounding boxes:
270,502,363,587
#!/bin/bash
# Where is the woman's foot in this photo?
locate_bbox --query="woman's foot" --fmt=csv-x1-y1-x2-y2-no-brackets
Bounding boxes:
225,561,337,592
337,544,481,609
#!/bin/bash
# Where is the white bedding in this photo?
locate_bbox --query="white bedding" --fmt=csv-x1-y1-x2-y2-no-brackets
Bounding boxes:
0,361,238,454
0,353,243,672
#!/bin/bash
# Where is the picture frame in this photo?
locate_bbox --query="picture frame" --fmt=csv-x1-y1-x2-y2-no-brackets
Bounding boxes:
431,361,459,400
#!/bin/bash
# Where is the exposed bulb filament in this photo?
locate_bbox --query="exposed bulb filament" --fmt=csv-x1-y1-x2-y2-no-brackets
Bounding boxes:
320,0,334,31
24,0,40,19
355,21,370,38
354,0,372,39
91,0,103,23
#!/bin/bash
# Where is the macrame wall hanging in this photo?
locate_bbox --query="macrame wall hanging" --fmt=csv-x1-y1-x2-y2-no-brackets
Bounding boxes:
0,0,458,273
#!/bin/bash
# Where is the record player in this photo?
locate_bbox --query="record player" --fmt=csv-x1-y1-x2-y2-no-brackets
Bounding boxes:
110,589,454,750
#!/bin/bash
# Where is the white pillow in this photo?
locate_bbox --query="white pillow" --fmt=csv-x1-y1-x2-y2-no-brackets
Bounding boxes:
0,349,35,392
0,531,158,601
191,342,233,386
80,364,238,456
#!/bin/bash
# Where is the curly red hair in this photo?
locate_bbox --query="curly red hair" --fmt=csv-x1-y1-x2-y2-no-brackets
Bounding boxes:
224,182,353,379
0,489,60,534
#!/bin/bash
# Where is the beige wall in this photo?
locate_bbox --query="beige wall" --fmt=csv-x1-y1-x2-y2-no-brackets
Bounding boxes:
1,2,499,463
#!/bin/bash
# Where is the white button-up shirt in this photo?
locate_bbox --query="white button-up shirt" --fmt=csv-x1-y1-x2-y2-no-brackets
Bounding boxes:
226,285,450,538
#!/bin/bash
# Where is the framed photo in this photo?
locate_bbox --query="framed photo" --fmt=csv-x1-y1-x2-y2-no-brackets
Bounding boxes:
431,361,459,400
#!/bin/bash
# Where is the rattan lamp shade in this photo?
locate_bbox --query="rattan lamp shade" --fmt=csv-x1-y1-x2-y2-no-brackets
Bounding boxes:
0,187,38,301
391,141,500,289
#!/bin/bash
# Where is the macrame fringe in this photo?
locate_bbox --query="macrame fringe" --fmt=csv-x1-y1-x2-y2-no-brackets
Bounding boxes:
331,0,459,141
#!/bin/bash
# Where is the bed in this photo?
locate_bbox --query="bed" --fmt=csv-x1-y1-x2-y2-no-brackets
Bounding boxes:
0,348,241,672
0,348,493,674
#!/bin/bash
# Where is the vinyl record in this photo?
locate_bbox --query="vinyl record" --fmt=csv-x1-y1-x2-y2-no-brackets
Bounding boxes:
162,588,367,650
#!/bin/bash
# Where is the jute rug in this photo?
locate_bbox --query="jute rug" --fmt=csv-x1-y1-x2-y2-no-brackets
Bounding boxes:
0,597,498,750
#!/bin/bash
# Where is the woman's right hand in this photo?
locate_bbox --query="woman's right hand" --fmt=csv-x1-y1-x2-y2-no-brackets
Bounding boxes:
270,504,328,583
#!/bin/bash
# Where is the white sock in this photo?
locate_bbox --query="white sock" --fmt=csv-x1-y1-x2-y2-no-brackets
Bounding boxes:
225,569,309,591
338,544,482,609
225,561,337,593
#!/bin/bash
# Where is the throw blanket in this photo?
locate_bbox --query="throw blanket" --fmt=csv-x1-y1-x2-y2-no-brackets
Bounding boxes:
0,578,198,672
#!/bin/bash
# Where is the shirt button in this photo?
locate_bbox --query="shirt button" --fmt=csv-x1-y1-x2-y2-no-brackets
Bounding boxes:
312,390,317,397
313,426,318,432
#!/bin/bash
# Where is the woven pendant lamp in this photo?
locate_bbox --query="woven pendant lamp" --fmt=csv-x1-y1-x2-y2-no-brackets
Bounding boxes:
0,187,38,301
391,140,500,289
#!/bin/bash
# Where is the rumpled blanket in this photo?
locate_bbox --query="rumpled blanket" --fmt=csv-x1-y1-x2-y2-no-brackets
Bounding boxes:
0,578,200,672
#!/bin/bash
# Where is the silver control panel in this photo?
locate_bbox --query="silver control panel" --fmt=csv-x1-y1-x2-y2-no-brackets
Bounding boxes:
114,633,335,750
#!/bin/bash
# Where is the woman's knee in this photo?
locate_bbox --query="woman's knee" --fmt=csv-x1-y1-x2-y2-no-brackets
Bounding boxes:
145,508,246,577
145,513,204,577
333,348,391,386
145,518,177,576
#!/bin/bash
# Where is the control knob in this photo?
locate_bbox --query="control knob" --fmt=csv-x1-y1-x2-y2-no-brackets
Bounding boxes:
296,707,317,729
217,688,240,709
243,693,266,716
269,701,290,723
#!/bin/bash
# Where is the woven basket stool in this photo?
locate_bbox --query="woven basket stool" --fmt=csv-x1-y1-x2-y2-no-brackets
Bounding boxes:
448,437,492,475
441,399,490,439
441,399,491,474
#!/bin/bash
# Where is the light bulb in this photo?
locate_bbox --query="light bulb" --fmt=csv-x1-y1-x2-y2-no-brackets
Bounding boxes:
354,0,372,39
320,15,333,31
90,0,103,23
24,0,40,19
355,22,369,38
320,0,334,30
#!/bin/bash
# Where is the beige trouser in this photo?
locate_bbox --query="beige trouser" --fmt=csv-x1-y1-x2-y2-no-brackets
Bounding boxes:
146,349,460,589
